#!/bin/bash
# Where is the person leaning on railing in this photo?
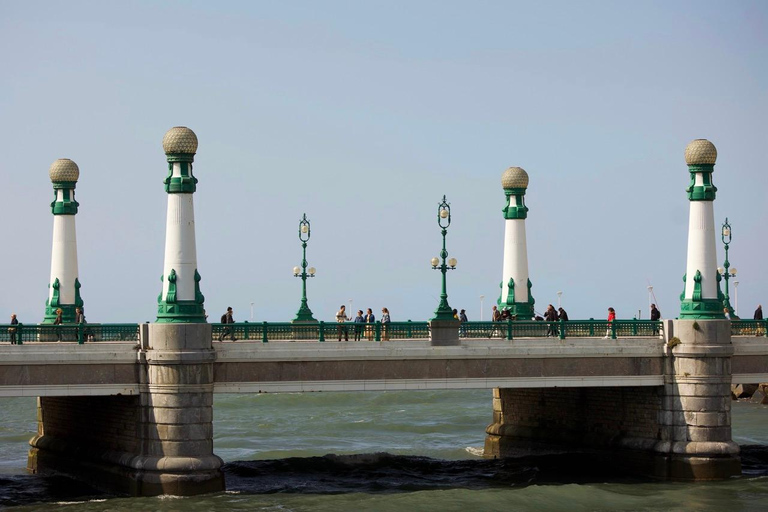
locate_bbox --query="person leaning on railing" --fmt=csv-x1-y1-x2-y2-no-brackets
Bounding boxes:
353,310,364,341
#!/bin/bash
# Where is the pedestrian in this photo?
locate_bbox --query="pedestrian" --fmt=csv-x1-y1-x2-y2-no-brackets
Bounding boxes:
603,307,616,338
218,307,236,341
336,305,350,341
650,303,661,335
459,309,468,337
381,307,391,340
75,307,89,342
8,314,18,345
545,304,558,337
365,308,375,340
54,308,63,341
452,308,459,320
489,305,501,338
754,305,763,320
558,307,569,321
353,310,365,341
723,307,731,320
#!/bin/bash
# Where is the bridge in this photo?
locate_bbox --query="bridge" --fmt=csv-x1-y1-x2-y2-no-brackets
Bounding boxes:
1,131,764,495
2,320,768,397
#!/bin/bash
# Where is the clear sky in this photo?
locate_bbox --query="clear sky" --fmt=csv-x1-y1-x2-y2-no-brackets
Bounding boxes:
1,1,766,323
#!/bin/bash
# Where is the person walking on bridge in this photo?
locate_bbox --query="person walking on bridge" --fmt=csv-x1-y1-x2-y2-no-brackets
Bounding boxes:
53,308,63,341
603,307,616,339
218,307,236,341
8,314,18,345
755,305,764,335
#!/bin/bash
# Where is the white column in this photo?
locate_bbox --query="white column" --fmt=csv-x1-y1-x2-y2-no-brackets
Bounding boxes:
684,201,718,300
49,215,79,304
501,218,529,303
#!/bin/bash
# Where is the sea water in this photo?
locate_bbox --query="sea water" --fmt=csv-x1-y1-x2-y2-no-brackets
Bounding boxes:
1,390,767,511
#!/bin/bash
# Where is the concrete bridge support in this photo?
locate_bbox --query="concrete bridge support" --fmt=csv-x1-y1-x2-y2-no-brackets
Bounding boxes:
28,323,224,496
484,319,741,480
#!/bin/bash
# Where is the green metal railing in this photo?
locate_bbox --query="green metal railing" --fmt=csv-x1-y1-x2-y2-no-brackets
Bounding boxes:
211,321,431,342
731,319,768,337
210,319,664,342
0,323,140,345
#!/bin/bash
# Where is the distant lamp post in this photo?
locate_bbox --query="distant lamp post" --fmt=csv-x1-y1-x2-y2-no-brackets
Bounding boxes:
647,285,654,316
718,218,738,319
431,195,457,321
480,295,485,321
293,213,317,322
733,281,739,316
250,302,254,321
557,291,562,309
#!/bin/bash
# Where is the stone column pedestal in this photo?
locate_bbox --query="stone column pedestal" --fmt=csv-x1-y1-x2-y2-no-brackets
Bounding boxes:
655,319,741,479
137,323,224,495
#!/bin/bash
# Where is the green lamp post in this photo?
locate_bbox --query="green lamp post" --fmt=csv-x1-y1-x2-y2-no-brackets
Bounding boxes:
293,213,317,322
431,195,458,321
718,218,738,319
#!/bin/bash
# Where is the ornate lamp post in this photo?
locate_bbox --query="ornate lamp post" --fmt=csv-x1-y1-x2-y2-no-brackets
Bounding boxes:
293,213,317,322
431,195,457,321
718,218,738,318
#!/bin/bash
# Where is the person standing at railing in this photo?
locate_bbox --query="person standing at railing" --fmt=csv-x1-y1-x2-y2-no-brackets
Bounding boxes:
381,308,391,340
650,304,661,335
53,308,63,341
353,310,365,341
336,305,350,341
365,308,375,340
8,314,18,345
558,307,569,321
489,305,501,338
459,309,468,338
756,305,764,335
603,307,616,339
545,304,558,337
218,307,236,342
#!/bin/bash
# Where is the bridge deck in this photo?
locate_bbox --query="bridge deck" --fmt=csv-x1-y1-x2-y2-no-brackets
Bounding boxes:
1,337,766,397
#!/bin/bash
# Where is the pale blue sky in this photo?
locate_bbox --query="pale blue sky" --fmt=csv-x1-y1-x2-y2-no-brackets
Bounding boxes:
1,1,766,323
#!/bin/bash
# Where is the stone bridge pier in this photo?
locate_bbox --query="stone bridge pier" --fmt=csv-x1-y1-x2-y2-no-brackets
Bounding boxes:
28,323,224,495
484,318,741,480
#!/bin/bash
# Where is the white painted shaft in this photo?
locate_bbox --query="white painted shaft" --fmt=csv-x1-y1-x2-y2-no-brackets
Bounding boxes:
49,215,79,304
162,193,198,302
684,200,718,300
501,218,529,303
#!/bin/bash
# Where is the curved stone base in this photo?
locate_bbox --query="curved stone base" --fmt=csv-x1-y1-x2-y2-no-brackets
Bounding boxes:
28,436,225,496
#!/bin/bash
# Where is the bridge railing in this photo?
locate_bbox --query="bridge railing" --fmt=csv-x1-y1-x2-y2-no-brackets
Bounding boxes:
731,319,767,337
210,319,664,342
0,323,140,345
211,321,432,342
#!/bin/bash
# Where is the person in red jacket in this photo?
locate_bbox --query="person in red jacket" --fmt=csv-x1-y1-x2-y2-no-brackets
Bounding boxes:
603,307,616,338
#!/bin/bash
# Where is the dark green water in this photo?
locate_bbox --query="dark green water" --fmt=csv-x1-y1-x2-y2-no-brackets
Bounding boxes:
1,391,767,511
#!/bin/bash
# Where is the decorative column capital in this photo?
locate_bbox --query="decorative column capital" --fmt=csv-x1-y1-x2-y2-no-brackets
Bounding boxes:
163,127,198,194
49,159,80,215
501,167,529,219
685,139,717,201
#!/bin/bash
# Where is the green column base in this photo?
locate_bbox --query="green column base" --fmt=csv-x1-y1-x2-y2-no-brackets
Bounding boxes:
157,301,207,323
499,301,535,320
680,299,726,319
42,304,78,324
